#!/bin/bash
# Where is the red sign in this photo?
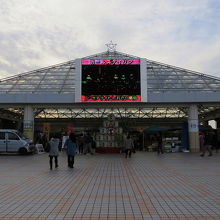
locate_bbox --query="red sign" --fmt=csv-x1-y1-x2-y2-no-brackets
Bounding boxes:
81,95,141,102
82,59,140,65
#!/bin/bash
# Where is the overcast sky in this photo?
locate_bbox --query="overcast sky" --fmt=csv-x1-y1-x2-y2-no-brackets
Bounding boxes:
0,0,220,79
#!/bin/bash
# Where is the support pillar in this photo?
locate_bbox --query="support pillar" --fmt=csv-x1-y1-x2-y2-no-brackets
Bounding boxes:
188,105,200,152
23,105,34,141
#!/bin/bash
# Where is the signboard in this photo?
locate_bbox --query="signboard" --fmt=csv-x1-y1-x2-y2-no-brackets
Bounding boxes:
81,59,141,102
23,120,34,140
188,120,199,132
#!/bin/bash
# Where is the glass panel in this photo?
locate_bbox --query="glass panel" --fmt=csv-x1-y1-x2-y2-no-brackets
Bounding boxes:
0,132,5,140
8,133,19,140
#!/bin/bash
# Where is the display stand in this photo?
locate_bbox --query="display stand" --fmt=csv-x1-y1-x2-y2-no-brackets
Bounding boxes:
163,137,181,152
95,114,124,153
35,144,45,154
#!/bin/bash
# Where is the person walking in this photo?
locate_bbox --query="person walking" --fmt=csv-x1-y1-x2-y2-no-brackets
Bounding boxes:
205,131,213,156
48,136,60,170
83,133,93,155
77,133,84,154
64,133,78,168
200,131,212,157
42,134,48,151
124,135,134,158
212,130,219,153
156,132,164,155
199,132,205,157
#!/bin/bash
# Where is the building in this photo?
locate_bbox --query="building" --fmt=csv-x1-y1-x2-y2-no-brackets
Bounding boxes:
1,46,220,152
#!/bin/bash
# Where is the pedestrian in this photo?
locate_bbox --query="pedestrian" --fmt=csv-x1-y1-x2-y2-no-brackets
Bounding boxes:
205,131,213,156
124,134,134,158
35,132,43,145
58,136,62,152
61,133,69,151
48,135,59,170
156,132,164,155
91,139,96,154
200,131,212,157
42,134,48,151
212,131,219,153
64,133,78,168
83,133,93,155
199,132,205,156
77,133,84,154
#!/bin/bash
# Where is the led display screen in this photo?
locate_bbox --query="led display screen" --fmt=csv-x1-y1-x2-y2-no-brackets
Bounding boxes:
81,59,141,101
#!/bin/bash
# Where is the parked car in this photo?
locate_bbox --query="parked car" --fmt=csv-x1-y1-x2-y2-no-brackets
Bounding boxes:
0,129,35,154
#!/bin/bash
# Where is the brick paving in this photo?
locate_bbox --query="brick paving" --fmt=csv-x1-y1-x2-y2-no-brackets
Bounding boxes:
0,152,219,219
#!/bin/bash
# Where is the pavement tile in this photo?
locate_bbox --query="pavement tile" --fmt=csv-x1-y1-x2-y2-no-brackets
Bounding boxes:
0,152,219,219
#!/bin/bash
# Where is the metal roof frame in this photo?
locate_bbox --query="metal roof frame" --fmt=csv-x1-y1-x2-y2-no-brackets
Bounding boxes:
0,50,220,94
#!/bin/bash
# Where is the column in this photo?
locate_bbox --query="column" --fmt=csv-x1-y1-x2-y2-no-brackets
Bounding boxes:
23,105,34,141
188,105,200,152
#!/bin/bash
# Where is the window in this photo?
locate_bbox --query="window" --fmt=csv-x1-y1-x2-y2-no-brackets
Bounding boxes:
0,132,5,140
8,133,19,140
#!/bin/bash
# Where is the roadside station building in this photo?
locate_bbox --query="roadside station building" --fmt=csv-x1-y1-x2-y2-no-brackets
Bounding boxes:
1,46,220,152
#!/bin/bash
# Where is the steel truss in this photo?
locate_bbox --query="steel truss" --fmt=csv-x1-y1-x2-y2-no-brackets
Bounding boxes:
0,105,219,120
35,107,187,119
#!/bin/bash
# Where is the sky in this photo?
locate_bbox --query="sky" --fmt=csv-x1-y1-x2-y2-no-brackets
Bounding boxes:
0,0,220,79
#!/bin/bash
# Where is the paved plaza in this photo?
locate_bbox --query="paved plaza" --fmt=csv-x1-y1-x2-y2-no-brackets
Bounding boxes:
0,151,219,220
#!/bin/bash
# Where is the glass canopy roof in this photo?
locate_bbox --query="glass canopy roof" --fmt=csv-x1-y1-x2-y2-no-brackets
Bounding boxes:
0,50,220,94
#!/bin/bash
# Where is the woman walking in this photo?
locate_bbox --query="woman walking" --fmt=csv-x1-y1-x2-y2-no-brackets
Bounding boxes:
48,136,60,170
64,133,78,168
124,135,134,158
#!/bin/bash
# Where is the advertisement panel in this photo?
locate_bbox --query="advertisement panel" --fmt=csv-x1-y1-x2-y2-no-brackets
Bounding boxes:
81,59,141,102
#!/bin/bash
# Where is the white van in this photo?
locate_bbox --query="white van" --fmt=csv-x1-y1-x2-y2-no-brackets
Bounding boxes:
0,129,35,154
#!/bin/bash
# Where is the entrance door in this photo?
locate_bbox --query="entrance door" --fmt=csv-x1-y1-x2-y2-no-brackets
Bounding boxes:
0,132,6,152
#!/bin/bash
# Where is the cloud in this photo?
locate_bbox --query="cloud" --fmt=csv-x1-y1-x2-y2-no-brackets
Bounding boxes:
0,0,220,78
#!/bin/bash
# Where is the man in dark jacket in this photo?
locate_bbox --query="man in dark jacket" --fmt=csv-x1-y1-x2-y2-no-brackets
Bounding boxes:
83,133,93,155
202,131,213,156
156,132,164,155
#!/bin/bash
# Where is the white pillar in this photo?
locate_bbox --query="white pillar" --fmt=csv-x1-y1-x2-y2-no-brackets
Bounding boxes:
23,105,34,141
188,105,199,152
